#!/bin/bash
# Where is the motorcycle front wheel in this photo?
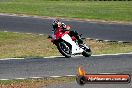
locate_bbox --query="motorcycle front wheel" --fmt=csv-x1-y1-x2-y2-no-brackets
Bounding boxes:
80,44,92,57
57,41,71,58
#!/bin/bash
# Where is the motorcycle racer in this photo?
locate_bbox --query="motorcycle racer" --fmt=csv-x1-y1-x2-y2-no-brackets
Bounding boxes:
48,19,91,58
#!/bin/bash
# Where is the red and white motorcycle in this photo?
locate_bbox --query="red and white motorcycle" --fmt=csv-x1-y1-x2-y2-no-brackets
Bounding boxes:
48,25,92,58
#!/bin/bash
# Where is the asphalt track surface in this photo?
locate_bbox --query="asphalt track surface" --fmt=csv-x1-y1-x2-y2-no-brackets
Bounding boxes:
0,15,132,42
0,54,132,88
0,54,132,80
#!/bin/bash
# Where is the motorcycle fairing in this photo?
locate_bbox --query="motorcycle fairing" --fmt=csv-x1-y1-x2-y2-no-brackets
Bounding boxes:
61,34,83,54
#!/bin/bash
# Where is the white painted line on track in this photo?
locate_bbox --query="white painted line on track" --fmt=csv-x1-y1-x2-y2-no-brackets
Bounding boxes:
92,52,132,56
15,78,26,80
29,77,42,79
39,34,44,36
44,55,64,58
98,73,118,74
104,40,110,42
0,52,132,60
4,31,8,32
44,52,132,58
0,79,9,81
0,76,62,80
50,76,62,78
0,58,25,60
95,39,99,41
65,75,76,77
118,41,123,43
0,58,25,61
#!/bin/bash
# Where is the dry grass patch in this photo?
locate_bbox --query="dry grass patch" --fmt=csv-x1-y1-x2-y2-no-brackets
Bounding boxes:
0,32,60,58
85,40,132,54
0,31,132,58
0,77,75,88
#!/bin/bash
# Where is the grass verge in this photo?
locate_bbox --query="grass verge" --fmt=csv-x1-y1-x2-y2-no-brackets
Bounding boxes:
0,77,75,88
85,40,132,55
0,31,132,58
0,0,132,22
0,32,59,58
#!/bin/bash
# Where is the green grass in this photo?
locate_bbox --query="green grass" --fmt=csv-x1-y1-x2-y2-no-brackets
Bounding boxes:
0,0,132,22
0,32,132,58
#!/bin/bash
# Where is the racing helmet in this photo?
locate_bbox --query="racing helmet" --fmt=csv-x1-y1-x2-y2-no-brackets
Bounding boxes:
52,19,59,31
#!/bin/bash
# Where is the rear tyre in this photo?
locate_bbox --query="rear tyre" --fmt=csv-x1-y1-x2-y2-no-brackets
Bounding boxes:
57,41,71,58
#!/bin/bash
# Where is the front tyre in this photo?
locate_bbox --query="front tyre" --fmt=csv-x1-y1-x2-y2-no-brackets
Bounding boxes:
57,41,71,58
80,44,92,57
82,49,92,57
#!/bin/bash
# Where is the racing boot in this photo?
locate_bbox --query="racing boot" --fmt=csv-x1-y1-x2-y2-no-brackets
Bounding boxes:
76,35,83,44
